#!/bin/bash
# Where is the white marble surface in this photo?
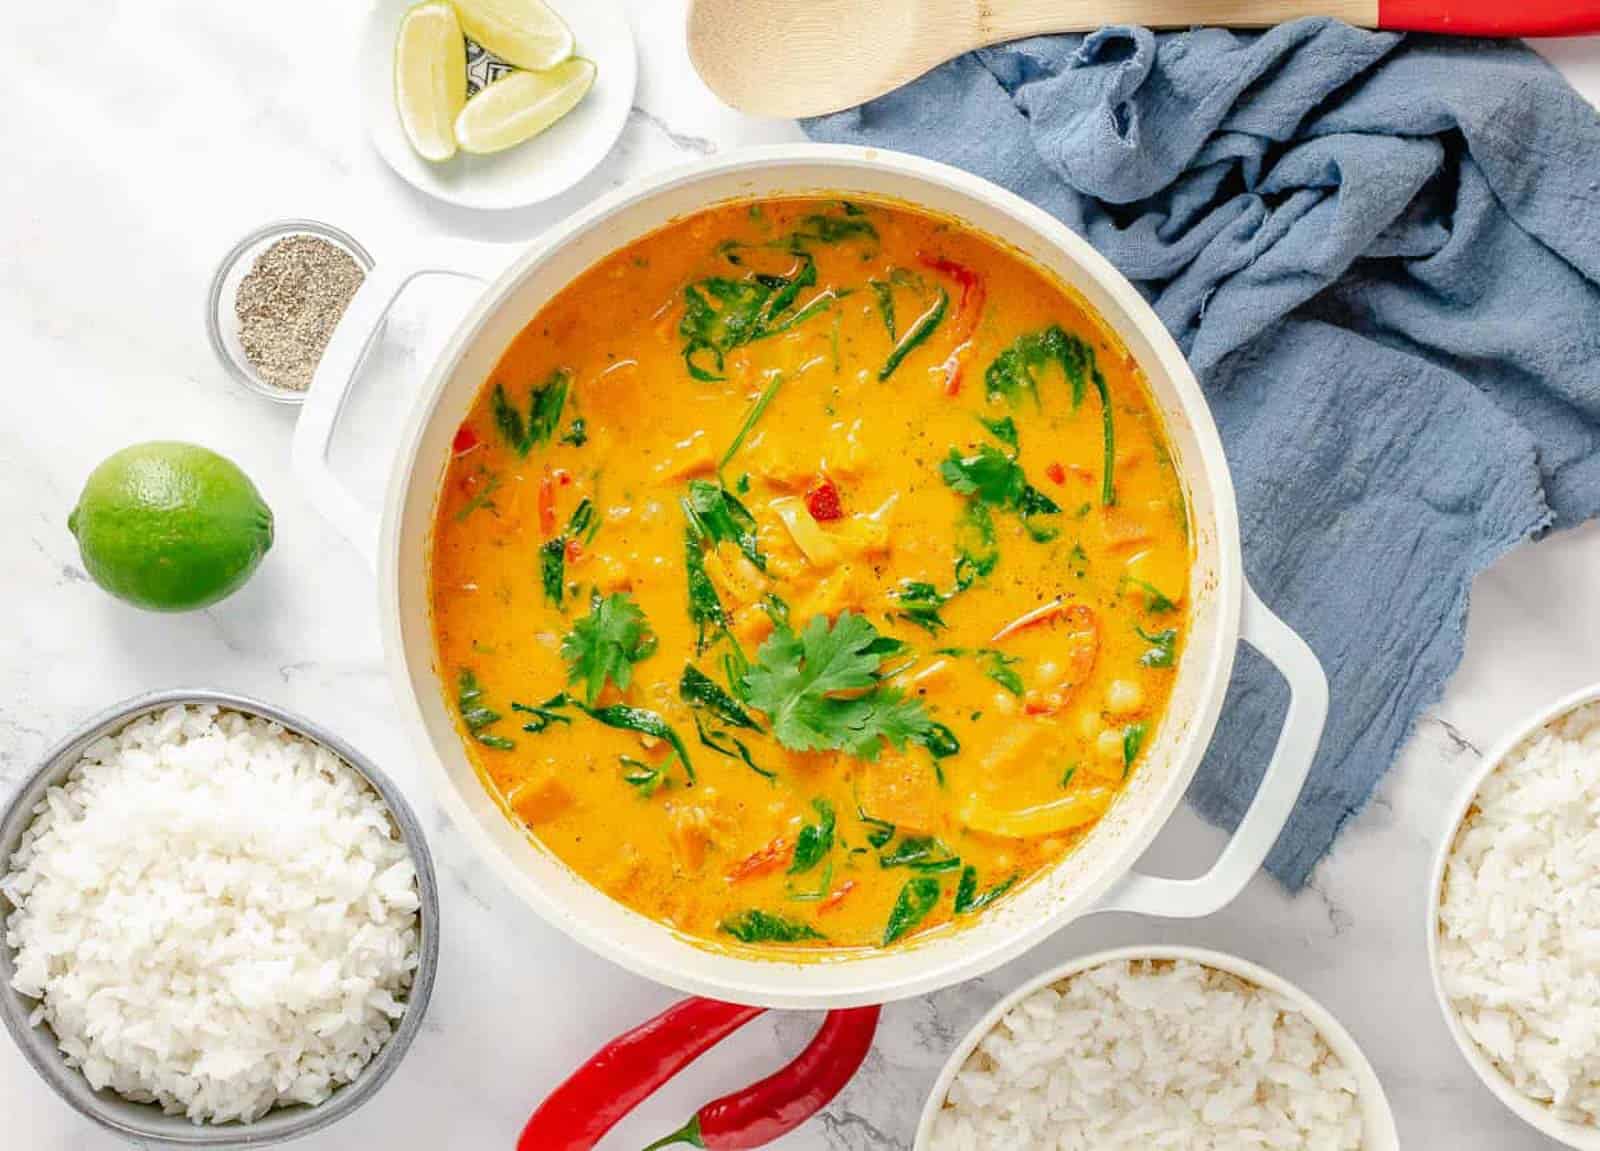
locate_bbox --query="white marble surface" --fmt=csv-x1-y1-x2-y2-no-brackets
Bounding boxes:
3,4,1599,1147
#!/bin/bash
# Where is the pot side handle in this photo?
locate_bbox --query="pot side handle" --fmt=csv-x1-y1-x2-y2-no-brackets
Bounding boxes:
1090,582,1328,919
291,243,508,568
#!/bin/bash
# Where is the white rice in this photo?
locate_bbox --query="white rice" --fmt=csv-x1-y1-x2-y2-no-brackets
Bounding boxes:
1438,700,1600,1125
929,958,1364,1150
1,704,421,1124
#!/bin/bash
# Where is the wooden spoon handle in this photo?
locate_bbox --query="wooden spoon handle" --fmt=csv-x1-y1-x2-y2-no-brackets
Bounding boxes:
1377,0,1600,34
993,0,1600,34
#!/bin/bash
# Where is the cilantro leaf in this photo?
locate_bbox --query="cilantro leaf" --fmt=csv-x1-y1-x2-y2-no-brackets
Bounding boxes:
743,611,935,761
560,593,659,705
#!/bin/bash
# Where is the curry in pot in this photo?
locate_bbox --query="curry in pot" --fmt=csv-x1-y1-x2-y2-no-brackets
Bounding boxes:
430,196,1189,951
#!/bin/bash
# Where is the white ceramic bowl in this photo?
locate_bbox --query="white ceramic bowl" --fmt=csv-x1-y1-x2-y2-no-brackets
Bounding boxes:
914,945,1400,1150
293,145,1329,1009
1427,682,1600,1150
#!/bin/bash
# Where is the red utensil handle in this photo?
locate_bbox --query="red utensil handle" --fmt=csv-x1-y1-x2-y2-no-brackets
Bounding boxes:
1379,0,1600,36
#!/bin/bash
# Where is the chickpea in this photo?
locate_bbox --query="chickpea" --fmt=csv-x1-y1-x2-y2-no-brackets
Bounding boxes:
1096,729,1125,762
1105,679,1144,715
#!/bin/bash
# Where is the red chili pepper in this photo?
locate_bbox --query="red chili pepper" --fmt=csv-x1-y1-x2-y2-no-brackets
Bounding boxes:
517,998,767,1151
804,478,843,522
917,252,986,395
452,424,480,456
564,538,584,564
642,1006,882,1150
538,468,557,538
1046,461,1067,485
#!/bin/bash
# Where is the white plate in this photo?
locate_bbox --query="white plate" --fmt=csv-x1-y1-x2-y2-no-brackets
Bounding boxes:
361,0,635,211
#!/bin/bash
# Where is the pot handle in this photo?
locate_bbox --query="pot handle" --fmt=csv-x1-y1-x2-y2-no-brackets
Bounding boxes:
291,243,507,568
1090,582,1328,919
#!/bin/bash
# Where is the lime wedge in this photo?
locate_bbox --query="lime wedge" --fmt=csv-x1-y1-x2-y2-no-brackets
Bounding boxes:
454,0,574,72
395,0,467,163
454,58,596,156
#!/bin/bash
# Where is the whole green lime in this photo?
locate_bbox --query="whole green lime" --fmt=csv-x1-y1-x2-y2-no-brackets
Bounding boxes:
68,442,274,612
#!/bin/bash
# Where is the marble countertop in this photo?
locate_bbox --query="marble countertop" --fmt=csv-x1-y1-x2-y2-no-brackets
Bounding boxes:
4,4,1599,1148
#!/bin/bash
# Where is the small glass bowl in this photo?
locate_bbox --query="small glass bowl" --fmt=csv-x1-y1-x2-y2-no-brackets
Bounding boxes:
206,219,375,406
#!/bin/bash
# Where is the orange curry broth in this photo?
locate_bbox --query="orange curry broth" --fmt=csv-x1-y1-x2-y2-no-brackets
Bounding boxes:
430,196,1190,952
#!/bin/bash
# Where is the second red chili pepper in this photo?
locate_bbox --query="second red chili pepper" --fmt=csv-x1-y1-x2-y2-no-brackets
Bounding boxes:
640,1005,882,1150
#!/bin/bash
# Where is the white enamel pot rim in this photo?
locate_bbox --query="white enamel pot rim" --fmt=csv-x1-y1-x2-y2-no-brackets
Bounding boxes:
913,945,1401,1150
294,144,1329,1010
1427,681,1600,1150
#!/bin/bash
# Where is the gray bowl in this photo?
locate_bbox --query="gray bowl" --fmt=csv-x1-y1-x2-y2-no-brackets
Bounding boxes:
0,690,440,1148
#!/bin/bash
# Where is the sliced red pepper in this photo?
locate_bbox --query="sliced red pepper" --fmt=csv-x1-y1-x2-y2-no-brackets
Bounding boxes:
804,478,844,523
1046,461,1067,485
452,424,480,456
564,538,585,564
517,998,766,1151
917,253,986,395
538,468,558,539
726,838,792,883
816,880,857,915
643,1006,882,1150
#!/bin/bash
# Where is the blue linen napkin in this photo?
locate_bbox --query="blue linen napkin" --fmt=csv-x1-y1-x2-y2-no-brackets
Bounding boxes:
805,20,1600,887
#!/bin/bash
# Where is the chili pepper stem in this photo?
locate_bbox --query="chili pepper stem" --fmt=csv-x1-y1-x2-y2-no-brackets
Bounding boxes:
641,1114,706,1151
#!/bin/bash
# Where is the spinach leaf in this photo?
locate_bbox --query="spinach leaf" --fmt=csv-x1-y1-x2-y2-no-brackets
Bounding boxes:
789,213,878,249
720,909,826,944
940,444,1060,542
980,415,1019,453
879,835,961,872
683,520,728,653
619,755,664,796
683,479,766,571
911,722,961,763
983,326,1115,505
1137,625,1178,668
540,537,566,607
679,664,762,731
1128,578,1176,614
457,669,514,749
857,806,897,849
1123,722,1147,777
869,279,896,340
561,592,659,705
720,372,786,479
891,580,950,634
559,417,588,447
512,695,574,734
1059,762,1079,788
583,703,695,785
454,468,502,523
491,369,571,456
981,649,1024,696
789,798,836,875
880,288,948,381
693,715,776,780
953,866,1018,915
679,254,837,382
883,876,942,945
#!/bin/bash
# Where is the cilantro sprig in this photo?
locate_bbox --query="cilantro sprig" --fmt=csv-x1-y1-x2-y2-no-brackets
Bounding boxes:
743,611,938,761
561,592,659,705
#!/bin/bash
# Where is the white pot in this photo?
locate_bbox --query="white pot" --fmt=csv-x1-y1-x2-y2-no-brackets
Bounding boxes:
295,145,1329,1009
913,945,1401,1150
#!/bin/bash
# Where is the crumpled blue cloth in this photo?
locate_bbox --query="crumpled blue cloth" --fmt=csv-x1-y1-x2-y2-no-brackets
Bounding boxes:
806,21,1600,886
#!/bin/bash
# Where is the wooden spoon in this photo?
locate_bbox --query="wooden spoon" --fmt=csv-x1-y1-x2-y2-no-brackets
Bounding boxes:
687,0,1600,119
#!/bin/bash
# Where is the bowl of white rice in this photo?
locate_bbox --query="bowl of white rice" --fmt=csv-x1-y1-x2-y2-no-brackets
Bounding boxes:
916,946,1399,1151
0,690,439,1147
1430,684,1600,1149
